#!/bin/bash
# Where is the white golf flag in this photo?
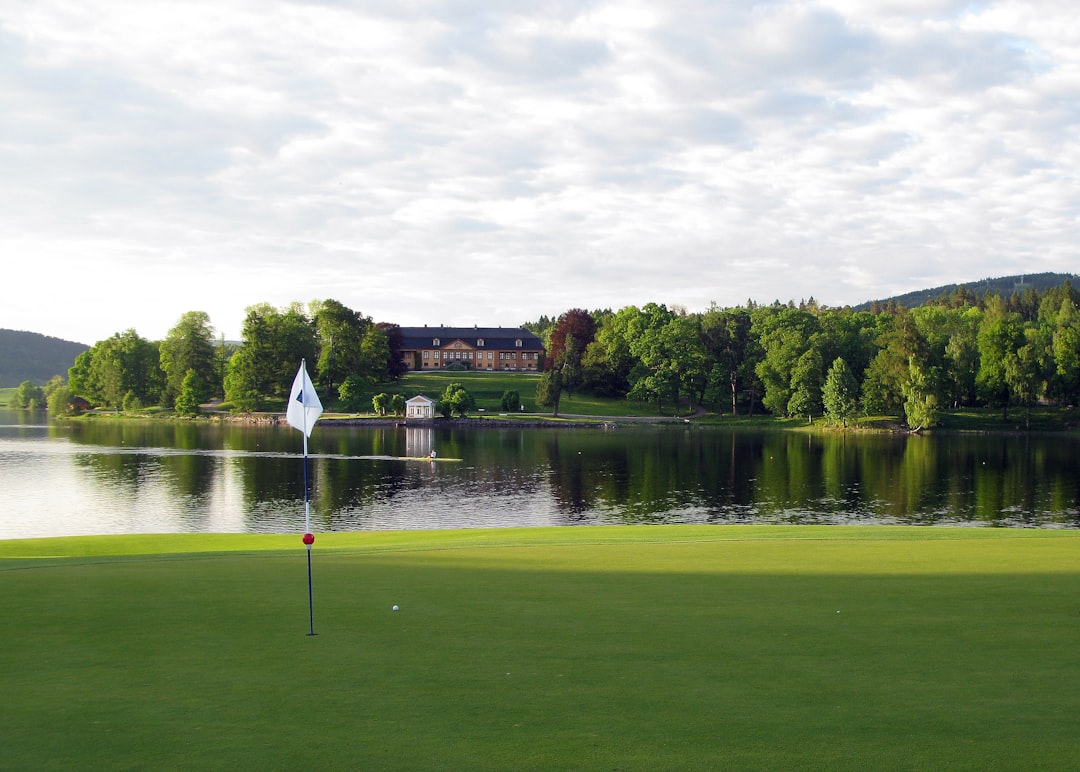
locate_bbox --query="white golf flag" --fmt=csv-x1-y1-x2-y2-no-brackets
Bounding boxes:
286,360,323,437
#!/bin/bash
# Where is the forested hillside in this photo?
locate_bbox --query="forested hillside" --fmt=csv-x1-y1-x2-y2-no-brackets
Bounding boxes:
0,330,88,387
856,272,1075,312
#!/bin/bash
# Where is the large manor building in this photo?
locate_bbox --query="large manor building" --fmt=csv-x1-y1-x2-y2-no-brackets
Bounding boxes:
398,326,545,371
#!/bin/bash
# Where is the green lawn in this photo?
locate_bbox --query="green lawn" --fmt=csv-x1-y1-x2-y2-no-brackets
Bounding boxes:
395,370,544,412
935,405,1080,432
2,526,1078,769
360,371,672,418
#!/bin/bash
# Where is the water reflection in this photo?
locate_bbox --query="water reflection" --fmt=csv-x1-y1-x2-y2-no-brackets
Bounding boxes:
1,411,1077,538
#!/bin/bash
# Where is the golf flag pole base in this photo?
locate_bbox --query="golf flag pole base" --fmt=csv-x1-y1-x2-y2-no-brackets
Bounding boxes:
304,533,316,636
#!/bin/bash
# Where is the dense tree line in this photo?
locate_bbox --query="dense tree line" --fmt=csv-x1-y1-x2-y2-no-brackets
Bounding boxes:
67,300,405,414
534,282,1080,429
46,281,1080,427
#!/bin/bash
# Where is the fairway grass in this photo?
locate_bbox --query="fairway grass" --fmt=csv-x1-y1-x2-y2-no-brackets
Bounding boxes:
2,526,1079,769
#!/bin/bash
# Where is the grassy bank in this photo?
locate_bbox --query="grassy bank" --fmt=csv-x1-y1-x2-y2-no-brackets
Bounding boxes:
13,371,1080,430
376,371,672,418
2,526,1079,769
373,373,1080,429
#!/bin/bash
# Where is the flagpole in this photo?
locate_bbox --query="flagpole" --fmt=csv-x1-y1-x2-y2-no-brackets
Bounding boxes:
289,359,322,637
303,360,316,636
303,430,310,534
304,421,315,636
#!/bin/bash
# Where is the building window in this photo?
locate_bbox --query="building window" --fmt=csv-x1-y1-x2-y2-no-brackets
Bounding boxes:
477,339,484,347
487,351,493,360
434,351,440,360
433,338,440,346
515,339,522,347
423,351,429,359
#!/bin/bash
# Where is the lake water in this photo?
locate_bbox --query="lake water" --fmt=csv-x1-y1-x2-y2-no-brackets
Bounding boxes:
1,410,1078,538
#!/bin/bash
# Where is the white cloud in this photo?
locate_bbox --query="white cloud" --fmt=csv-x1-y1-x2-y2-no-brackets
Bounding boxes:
1,0,1077,344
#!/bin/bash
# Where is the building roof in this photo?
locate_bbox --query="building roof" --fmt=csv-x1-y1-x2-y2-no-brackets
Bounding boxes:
398,326,544,351
406,394,435,405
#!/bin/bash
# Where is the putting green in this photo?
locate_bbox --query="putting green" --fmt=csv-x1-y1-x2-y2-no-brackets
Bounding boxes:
1,526,1078,769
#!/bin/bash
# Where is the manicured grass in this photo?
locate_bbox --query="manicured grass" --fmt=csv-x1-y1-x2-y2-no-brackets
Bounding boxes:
397,370,543,413
349,371,678,418
934,405,1079,432
0,386,15,407
2,526,1079,769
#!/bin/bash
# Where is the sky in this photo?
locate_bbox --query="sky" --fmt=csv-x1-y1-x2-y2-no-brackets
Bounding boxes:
2,1,1078,345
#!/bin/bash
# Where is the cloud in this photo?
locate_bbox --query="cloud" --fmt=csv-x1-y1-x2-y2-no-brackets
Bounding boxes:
1,0,1078,344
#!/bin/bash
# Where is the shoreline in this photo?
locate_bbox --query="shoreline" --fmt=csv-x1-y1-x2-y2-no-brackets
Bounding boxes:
228,414,624,429
52,409,1080,435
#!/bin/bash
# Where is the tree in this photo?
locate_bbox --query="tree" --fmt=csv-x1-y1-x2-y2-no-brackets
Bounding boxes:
942,307,982,408
860,309,928,417
817,309,879,387
313,299,369,394
225,303,317,409
74,330,163,409
626,303,679,412
215,334,234,402
501,390,521,412
224,347,265,411
47,385,74,416
378,323,409,380
68,350,93,399
174,369,205,416
122,390,143,413
42,375,66,402
903,356,941,431
1049,298,1080,404
580,308,639,397
439,382,476,417
358,326,391,385
752,306,820,416
674,315,710,411
160,311,216,407
12,380,45,410
536,368,563,415
337,374,368,412
701,305,755,414
372,392,390,416
822,357,858,427
976,296,1024,420
544,309,597,377
787,347,824,423
522,314,556,342
1003,328,1045,429
390,393,405,416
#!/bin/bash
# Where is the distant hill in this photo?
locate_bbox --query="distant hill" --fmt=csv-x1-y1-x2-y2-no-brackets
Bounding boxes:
854,272,1077,311
0,329,89,387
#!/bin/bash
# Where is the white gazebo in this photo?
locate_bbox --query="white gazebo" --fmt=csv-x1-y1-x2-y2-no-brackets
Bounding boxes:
405,395,436,419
